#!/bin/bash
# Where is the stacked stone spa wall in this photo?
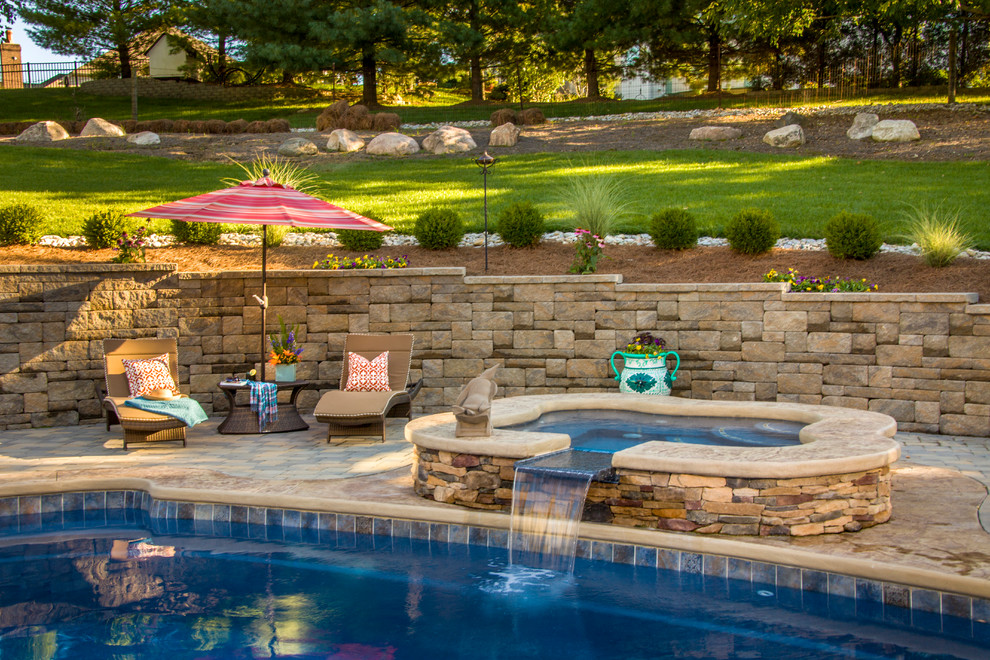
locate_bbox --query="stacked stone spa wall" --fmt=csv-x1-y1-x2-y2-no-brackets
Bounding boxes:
1,265,987,436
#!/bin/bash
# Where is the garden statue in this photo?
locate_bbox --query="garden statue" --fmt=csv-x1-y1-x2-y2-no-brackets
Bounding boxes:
453,365,499,437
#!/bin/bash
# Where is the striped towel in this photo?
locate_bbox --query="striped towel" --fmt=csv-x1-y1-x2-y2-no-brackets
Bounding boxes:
248,381,279,429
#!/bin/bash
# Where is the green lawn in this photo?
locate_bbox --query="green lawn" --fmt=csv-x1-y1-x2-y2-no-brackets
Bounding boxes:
3,146,988,249
4,86,990,130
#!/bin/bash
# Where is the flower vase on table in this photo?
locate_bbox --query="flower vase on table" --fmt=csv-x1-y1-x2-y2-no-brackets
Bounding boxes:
269,315,303,382
610,332,680,396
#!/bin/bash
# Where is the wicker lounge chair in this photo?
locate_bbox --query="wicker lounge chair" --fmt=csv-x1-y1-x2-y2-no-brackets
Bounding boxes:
314,333,422,444
102,338,187,450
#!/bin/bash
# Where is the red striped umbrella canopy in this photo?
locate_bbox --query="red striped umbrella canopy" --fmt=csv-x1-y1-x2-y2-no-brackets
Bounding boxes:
126,175,391,383
127,176,391,231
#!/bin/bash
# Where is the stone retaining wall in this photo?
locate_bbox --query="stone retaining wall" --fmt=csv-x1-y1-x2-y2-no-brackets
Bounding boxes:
412,447,891,536
80,78,323,101
1,265,988,436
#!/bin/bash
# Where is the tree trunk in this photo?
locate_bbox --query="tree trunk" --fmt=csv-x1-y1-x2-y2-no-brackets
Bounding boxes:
706,32,721,92
281,70,294,85
217,31,228,84
772,46,784,90
948,26,957,104
817,39,826,89
470,54,484,101
584,49,601,99
910,25,920,85
890,25,902,87
361,48,378,106
118,44,132,79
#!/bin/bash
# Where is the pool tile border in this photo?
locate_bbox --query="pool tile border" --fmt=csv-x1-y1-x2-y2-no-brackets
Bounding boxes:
1,490,987,640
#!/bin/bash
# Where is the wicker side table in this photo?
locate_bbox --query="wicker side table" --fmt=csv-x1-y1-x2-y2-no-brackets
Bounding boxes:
217,380,310,434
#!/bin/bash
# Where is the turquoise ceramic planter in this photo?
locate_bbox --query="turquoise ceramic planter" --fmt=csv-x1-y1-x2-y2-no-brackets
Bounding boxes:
609,351,680,395
274,364,297,382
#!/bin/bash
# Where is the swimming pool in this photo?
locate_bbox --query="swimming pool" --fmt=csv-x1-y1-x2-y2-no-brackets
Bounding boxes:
503,409,805,451
1,527,985,659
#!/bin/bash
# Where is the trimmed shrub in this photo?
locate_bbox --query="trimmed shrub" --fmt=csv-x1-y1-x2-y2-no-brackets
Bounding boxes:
338,227,386,251
824,212,883,260
171,219,224,245
189,120,207,133
495,202,545,247
245,120,268,133
267,118,291,133
413,208,464,250
227,119,249,134
725,208,779,255
172,119,191,133
648,208,698,250
123,119,138,133
372,112,401,131
316,100,350,131
0,202,45,246
517,108,546,125
82,207,129,248
205,119,227,134
490,108,516,127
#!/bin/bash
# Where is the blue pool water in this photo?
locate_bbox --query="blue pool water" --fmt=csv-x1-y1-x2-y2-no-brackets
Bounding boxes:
0,528,984,659
503,409,806,452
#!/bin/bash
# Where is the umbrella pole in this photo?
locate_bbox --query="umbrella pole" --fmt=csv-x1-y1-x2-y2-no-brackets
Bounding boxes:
259,226,268,381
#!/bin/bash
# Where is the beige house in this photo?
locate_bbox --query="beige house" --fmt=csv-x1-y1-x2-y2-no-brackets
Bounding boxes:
145,31,214,80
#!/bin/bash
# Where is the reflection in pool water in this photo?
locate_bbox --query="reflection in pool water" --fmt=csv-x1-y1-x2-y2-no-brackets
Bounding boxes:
0,531,983,659
503,409,806,452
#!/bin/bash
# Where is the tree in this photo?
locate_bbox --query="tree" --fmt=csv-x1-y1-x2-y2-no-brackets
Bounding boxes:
176,0,244,84
2,1,15,23
18,0,176,78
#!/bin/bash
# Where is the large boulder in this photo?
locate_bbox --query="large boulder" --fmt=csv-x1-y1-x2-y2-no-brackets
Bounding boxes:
847,113,879,140
80,118,125,137
15,121,70,142
422,125,477,154
326,128,365,153
126,131,160,145
489,122,521,147
689,126,742,141
763,124,805,148
366,132,420,156
774,111,808,128
871,119,920,142
277,137,319,156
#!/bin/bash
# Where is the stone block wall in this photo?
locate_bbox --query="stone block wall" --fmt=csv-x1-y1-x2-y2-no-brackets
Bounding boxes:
80,78,323,101
1,265,988,436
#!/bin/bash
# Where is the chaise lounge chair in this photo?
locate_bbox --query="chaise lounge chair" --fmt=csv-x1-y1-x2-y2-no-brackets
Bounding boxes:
314,333,422,444
101,338,187,450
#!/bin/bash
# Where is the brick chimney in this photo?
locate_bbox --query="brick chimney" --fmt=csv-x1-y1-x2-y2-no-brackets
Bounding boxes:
1,29,23,89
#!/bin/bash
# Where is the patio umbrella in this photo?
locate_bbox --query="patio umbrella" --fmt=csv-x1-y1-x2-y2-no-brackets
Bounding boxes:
127,173,391,380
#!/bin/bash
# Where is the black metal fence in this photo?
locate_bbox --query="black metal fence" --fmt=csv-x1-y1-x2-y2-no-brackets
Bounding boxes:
0,61,106,89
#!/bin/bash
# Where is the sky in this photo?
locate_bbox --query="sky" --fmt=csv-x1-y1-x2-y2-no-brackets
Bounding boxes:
6,19,78,63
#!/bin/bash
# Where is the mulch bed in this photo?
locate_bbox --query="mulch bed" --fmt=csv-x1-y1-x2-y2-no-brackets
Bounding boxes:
2,243,986,302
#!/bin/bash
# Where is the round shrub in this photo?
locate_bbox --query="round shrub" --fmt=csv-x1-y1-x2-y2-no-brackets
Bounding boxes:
824,212,883,260
171,219,224,245
82,207,129,249
0,203,45,246
338,228,386,251
648,208,698,250
725,208,779,255
495,202,544,248
413,208,464,250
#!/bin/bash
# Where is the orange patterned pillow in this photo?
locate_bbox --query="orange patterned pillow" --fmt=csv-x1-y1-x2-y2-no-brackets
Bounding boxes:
344,351,391,392
121,354,176,397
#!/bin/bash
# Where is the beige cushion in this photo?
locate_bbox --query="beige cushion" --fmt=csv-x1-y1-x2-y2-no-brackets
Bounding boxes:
104,396,186,426
314,390,403,420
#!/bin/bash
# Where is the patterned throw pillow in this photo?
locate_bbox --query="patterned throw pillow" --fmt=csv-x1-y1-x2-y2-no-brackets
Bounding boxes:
344,351,391,392
121,354,177,397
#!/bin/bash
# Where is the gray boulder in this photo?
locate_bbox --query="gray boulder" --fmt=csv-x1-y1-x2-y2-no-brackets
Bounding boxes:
689,126,742,141
366,132,420,156
126,131,160,145
326,128,364,153
278,137,319,156
422,125,477,154
871,119,920,142
774,111,807,128
847,113,879,140
763,124,805,148
80,118,125,137
15,121,70,142
489,122,521,147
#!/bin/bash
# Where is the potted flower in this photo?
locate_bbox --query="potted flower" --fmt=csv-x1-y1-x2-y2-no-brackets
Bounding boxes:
609,332,680,395
268,315,303,381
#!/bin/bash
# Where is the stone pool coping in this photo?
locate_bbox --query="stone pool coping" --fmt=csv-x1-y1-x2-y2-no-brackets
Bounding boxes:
405,393,901,478
2,464,987,602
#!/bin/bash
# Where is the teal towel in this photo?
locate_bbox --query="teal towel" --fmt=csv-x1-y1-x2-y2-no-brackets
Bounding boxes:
124,397,208,427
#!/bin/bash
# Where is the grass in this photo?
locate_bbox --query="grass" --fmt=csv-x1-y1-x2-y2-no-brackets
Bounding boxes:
2,146,989,249
3,86,989,130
